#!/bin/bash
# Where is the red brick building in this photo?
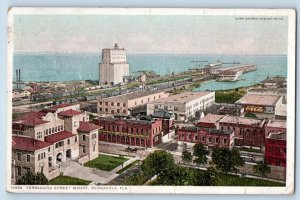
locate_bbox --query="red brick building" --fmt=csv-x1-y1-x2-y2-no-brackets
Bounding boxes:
264,120,286,167
94,117,163,148
218,116,266,148
177,126,234,152
265,132,286,167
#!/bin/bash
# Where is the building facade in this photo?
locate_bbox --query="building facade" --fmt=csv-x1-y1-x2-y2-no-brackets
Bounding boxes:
235,94,283,119
99,43,129,85
265,132,286,167
147,91,215,122
94,116,163,148
97,91,168,116
218,116,266,148
11,103,100,184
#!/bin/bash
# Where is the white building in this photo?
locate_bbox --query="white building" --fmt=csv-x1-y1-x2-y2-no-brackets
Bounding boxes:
99,43,129,85
147,91,215,121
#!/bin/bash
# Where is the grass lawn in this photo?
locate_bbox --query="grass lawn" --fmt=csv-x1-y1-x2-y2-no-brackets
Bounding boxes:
215,173,285,187
49,176,91,185
84,154,128,171
116,160,139,174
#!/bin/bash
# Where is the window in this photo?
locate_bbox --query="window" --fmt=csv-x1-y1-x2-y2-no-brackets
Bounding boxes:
75,136,78,143
174,107,178,111
164,106,168,110
61,125,63,130
17,167,21,176
83,135,86,141
49,128,51,134
105,108,108,112
155,105,158,109
111,110,114,114
67,139,70,145
26,155,30,163
224,139,227,144
123,103,126,107
93,144,96,152
117,103,120,106
216,138,219,143
58,126,60,131
92,134,97,139
202,136,205,142
17,153,21,161
100,108,102,112
38,154,41,160
135,102,137,105
208,137,212,143
123,110,126,114
48,147,51,152
111,102,114,106
100,102,102,105
117,109,120,113
83,146,86,153
105,102,108,105
141,100,143,103
52,128,54,133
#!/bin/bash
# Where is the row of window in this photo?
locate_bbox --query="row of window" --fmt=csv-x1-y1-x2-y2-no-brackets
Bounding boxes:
104,125,160,134
15,166,31,177
38,152,46,161
40,124,64,138
16,153,31,162
180,134,228,145
266,146,286,154
100,102,126,107
99,107,126,114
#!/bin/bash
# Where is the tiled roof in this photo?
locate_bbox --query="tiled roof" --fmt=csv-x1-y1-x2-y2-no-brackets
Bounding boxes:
12,136,51,151
13,112,48,126
77,121,101,132
44,131,74,143
58,109,82,117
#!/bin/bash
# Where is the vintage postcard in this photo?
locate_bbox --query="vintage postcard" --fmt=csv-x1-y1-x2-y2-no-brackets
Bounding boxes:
6,8,295,194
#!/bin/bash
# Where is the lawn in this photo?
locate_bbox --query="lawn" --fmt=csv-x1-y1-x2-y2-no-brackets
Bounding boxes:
84,154,128,171
215,173,285,187
49,176,91,185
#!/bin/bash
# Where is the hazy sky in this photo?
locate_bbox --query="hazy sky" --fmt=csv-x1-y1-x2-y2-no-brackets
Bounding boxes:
14,15,288,55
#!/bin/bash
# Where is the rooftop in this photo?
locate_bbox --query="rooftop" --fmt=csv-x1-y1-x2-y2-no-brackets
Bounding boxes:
152,109,173,119
197,114,225,124
151,91,213,104
58,109,82,117
100,91,166,102
179,126,233,135
266,120,286,129
98,116,156,125
44,131,74,143
78,121,101,132
235,94,281,106
219,115,263,126
13,112,48,126
12,136,51,151
267,132,286,140
45,103,71,111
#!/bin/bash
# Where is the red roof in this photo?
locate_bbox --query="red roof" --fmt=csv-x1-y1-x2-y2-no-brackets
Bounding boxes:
44,131,75,143
13,112,48,126
58,109,82,117
12,136,51,151
77,121,101,132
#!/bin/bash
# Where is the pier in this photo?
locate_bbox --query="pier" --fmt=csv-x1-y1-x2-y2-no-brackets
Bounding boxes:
215,64,257,81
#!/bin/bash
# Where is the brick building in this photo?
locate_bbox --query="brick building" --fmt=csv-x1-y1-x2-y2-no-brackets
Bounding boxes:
94,116,163,148
265,132,286,167
218,115,266,148
11,103,100,184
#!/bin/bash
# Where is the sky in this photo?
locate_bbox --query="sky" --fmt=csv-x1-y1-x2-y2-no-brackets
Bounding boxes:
13,14,288,55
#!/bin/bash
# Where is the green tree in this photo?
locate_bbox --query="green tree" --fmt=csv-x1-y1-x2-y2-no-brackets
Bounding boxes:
211,147,244,174
231,148,245,174
141,150,175,177
17,172,48,185
181,150,192,165
190,170,214,186
193,143,209,167
253,162,271,177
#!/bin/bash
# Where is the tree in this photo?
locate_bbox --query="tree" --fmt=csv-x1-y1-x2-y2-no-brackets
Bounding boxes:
193,143,209,167
190,170,214,186
211,147,244,174
17,172,48,185
230,148,245,174
181,150,192,165
253,162,271,177
141,150,175,177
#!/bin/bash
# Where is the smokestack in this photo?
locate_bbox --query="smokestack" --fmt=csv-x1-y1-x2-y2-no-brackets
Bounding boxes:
16,69,19,89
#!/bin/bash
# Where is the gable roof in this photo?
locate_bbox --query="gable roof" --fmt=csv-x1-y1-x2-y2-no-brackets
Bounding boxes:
12,136,51,151
77,121,101,133
58,109,82,117
13,112,48,126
